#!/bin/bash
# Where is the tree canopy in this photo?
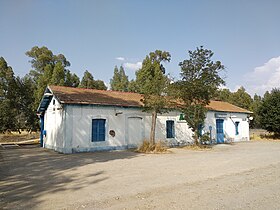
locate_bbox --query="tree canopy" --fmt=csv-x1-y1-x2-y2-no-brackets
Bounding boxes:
26,46,74,106
135,50,171,144
110,66,129,92
175,46,225,144
230,87,253,110
79,70,107,90
0,46,106,132
258,89,280,134
0,57,18,132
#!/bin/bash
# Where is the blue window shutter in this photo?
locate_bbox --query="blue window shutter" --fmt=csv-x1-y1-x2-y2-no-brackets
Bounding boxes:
166,120,175,138
166,121,170,138
99,119,106,141
172,121,175,137
92,119,97,142
235,121,240,135
92,119,106,142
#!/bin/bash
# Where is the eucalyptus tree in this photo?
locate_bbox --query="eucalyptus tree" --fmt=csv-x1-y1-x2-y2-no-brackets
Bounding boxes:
79,70,107,90
110,65,129,91
26,46,71,105
0,57,18,132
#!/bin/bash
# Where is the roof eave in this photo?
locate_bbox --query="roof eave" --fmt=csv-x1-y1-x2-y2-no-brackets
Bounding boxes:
208,109,253,114
36,86,54,114
62,102,142,108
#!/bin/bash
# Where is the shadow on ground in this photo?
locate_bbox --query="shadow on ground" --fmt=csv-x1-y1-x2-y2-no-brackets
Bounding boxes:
0,145,139,209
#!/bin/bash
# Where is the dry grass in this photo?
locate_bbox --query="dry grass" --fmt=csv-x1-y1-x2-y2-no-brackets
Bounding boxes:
0,131,40,143
250,129,280,141
182,144,212,151
250,134,263,141
136,140,170,154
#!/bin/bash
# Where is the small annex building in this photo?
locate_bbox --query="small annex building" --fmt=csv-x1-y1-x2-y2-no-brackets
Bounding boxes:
37,85,252,153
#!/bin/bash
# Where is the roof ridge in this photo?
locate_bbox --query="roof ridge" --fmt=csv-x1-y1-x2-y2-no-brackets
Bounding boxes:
49,85,142,95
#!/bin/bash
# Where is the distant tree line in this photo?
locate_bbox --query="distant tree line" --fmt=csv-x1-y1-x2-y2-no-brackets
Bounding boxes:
0,46,107,132
0,46,279,137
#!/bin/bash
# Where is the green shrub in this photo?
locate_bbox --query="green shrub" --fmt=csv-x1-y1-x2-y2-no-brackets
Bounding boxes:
200,132,210,144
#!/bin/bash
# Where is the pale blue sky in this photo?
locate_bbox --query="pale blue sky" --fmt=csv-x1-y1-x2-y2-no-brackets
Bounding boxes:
0,0,280,95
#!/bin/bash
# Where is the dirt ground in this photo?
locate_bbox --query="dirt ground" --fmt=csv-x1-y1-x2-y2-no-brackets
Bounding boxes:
1,141,280,210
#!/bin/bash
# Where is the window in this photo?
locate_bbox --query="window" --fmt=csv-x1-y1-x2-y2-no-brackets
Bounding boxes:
92,119,106,142
166,120,175,138
179,113,185,121
235,121,240,135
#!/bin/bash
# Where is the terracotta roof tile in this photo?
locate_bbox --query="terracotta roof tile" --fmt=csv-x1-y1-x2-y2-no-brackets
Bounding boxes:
49,85,252,113
206,100,252,114
49,85,143,107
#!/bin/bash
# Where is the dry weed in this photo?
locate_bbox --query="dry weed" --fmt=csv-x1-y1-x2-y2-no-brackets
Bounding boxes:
136,140,169,153
250,132,280,141
0,132,40,143
182,144,212,151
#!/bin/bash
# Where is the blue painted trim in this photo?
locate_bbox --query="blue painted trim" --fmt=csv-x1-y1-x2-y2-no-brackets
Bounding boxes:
40,115,44,147
37,95,53,112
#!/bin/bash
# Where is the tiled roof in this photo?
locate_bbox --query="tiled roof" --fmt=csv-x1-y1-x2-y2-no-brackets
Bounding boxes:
48,85,252,113
205,100,252,114
49,85,143,107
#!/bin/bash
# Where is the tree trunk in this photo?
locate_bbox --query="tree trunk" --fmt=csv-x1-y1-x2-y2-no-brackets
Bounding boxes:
150,111,157,145
193,129,199,145
193,106,200,145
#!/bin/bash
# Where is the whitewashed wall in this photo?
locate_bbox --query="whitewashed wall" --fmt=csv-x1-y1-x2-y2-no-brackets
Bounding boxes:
151,113,193,146
204,111,250,143
43,97,65,152
63,105,193,153
43,102,250,153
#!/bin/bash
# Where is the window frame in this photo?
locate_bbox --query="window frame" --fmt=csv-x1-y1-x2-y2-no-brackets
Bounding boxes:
91,118,106,142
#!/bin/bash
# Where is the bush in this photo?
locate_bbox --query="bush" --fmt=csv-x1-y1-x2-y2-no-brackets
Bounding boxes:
260,132,280,140
200,132,210,144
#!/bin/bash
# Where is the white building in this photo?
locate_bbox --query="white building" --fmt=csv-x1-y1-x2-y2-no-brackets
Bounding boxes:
37,86,252,154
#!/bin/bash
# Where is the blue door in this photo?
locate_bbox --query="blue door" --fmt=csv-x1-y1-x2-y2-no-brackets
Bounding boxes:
216,119,224,143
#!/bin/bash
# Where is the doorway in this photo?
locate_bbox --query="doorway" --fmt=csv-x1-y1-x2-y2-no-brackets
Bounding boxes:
216,119,224,143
